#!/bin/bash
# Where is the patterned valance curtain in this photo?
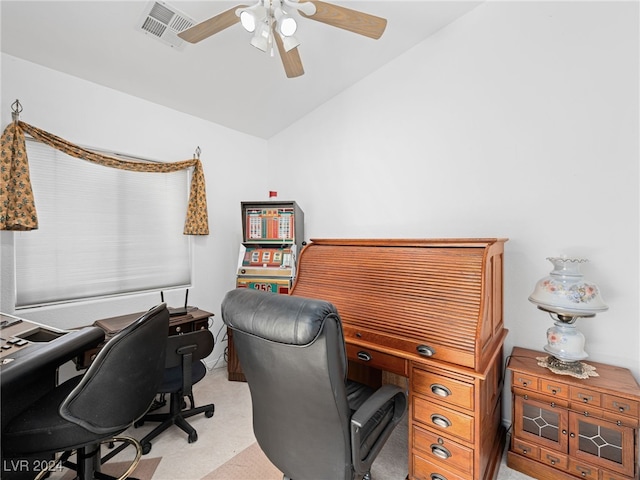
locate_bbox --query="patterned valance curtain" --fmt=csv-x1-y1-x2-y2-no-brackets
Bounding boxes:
0,120,209,235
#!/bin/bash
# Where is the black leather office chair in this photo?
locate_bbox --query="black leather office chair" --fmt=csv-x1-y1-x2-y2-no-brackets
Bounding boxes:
2,303,169,480
221,289,407,480
135,328,215,454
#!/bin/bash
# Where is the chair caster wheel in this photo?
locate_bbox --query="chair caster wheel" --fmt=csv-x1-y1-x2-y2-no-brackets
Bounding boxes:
142,442,152,455
205,409,214,418
188,432,198,443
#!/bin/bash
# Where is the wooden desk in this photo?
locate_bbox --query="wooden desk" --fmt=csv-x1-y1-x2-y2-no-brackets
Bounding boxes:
94,307,212,337
292,239,508,480
78,308,213,368
229,238,508,480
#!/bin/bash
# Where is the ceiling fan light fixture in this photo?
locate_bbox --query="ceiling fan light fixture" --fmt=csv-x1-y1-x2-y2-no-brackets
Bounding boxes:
280,33,300,52
278,16,297,36
250,22,271,52
239,11,257,32
238,4,267,33
274,6,297,37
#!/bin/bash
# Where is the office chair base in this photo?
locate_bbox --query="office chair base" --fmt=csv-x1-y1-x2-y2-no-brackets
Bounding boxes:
137,394,215,454
52,436,143,480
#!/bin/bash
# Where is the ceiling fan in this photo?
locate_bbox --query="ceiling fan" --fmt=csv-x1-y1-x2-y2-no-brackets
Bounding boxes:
177,0,387,78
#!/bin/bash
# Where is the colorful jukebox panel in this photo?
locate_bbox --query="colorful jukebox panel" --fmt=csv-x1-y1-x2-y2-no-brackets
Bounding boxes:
236,277,291,294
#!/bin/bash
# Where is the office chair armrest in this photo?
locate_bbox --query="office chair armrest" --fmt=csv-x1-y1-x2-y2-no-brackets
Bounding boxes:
350,384,407,476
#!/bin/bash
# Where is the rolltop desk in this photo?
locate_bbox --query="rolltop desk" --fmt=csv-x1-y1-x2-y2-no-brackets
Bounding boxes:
289,238,508,480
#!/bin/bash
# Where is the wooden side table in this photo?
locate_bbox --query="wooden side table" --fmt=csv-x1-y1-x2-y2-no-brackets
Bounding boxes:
507,347,640,480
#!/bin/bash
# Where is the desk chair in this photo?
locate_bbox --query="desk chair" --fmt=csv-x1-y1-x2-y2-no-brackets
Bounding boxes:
221,289,407,480
135,328,215,454
2,304,169,480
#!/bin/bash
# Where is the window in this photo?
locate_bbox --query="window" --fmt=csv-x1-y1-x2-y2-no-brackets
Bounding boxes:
14,139,191,308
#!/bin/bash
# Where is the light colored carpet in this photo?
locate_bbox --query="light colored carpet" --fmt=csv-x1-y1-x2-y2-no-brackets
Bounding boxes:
201,412,409,480
58,456,161,480
49,367,532,479
201,442,281,480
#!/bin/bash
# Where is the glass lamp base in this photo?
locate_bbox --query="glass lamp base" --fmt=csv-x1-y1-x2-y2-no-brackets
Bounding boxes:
537,355,599,379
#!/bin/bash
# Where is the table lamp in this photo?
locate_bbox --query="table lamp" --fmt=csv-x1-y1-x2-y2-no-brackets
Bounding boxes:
528,257,608,376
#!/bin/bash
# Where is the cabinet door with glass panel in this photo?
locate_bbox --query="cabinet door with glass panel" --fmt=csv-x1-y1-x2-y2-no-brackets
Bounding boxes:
513,393,569,452
568,412,635,477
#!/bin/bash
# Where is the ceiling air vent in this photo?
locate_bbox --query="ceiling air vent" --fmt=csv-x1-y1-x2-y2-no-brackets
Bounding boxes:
138,1,195,49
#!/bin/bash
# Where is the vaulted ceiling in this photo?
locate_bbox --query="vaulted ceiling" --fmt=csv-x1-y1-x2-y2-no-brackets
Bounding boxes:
1,1,481,138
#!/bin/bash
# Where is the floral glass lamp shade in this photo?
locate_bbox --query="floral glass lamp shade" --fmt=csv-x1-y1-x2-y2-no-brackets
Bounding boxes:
529,257,608,376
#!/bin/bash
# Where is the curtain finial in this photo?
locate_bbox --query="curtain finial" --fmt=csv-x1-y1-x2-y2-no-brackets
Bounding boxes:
11,99,23,122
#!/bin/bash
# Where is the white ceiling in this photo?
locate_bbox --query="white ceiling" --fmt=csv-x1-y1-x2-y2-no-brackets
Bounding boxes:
1,0,481,138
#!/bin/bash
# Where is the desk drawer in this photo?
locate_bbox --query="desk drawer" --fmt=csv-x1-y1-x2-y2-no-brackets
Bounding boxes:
413,396,474,443
412,424,473,477
413,452,470,480
346,344,407,377
412,368,474,411
169,323,193,335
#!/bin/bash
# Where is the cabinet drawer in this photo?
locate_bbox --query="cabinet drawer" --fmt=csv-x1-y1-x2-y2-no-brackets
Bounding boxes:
568,458,599,480
346,343,407,376
413,368,474,411
412,453,469,480
511,438,540,460
512,373,538,391
413,396,474,443
603,410,639,428
571,387,601,407
600,468,633,480
572,405,605,420
602,394,639,417
412,424,473,477
540,446,569,470
513,387,569,408
540,378,569,399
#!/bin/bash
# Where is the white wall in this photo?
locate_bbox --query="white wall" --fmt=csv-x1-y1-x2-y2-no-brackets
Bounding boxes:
0,53,268,367
268,0,640,389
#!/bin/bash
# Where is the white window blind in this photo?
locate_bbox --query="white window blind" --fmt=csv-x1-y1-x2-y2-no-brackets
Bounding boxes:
15,139,191,308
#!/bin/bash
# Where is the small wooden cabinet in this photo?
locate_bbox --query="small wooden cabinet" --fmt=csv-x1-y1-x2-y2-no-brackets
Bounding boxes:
507,347,640,480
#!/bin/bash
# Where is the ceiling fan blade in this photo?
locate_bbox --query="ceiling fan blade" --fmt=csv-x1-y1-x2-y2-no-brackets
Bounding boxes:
274,34,305,78
300,1,387,40
178,5,248,43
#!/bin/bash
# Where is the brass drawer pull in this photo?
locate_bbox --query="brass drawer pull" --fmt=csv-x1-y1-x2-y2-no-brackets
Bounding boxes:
430,475,448,480
430,444,452,460
578,393,593,403
431,384,452,398
431,414,452,428
417,344,435,357
356,351,371,362
613,401,630,412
